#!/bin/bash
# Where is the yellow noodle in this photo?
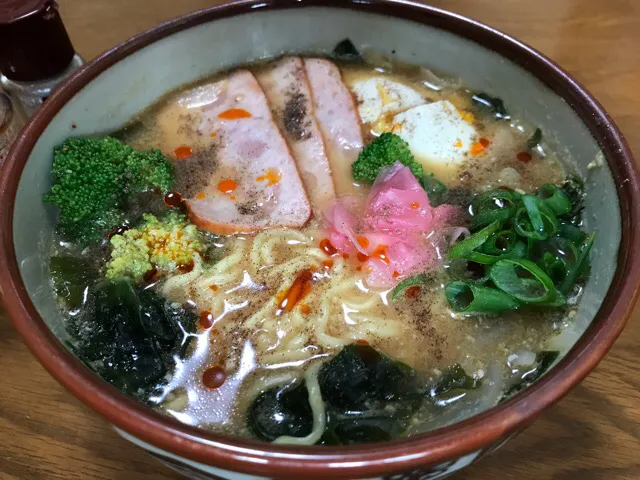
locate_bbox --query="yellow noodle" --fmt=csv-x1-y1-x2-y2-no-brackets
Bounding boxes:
273,363,326,446
162,228,408,366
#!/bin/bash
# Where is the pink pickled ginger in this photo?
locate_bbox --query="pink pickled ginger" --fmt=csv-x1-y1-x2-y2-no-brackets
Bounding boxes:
323,163,466,288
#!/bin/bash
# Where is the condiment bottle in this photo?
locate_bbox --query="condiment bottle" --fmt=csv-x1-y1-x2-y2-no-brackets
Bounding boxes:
0,90,23,165
0,0,83,117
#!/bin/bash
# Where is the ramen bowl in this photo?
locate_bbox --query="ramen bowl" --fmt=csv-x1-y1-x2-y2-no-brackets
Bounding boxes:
1,1,639,479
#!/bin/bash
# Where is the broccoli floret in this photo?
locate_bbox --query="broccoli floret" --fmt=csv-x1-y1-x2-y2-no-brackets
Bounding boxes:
44,137,174,245
106,212,203,282
352,132,423,183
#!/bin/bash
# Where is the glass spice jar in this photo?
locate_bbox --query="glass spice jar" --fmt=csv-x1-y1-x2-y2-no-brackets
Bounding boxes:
0,91,23,166
0,0,83,117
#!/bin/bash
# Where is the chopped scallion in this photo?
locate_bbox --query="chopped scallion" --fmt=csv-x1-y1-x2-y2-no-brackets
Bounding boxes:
514,195,558,240
448,221,500,259
559,233,595,294
489,258,565,305
537,184,572,216
445,281,520,314
391,274,428,302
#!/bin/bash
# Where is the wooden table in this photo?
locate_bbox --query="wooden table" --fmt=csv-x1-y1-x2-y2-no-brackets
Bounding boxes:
1,1,639,479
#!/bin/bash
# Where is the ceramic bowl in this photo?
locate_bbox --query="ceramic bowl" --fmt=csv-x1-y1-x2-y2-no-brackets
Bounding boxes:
1,1,639,479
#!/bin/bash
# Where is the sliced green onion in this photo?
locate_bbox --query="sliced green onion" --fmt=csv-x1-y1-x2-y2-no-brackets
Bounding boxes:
558,222,587,244
514,195,558,240
444,259,490,283
540,252,568,285
489,258,564,305
537,184,572,216
470,189,519,231
448,221,500,260
482,230,517,255
541,288,567,307
466,241,526,265
560,175,585,220
445,281,520,314
530,236,579,287
559,233,595,294
391,274,428,302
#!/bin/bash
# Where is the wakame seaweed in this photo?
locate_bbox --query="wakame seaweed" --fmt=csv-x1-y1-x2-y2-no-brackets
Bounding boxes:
320,344,422,444
472,92,509,118
66,278,197,402
501,351,560,401
50,255,98,310
427,364,480,401
248,344,480,445
248,382,314,441
332,38,362,61
318,344,418,410
559,175,586,224
526,128,543,152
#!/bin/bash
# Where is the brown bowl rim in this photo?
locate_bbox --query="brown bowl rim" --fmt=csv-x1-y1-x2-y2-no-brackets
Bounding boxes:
1,0,639,478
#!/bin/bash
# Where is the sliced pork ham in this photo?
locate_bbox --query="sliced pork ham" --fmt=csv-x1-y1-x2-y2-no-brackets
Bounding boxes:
304,58,364,195
178,70,311,235
256,57,335,212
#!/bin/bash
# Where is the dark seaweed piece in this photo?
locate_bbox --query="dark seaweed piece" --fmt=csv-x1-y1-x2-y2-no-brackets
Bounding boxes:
316,344,423,445
137,286,197,360
423,364,481,408
248,381,314,441
421,174,448,207
318,344,417,410
559,175,586,225
501,351,560,401
247,345,484,445
320,362,480,444
50,256,98,309
526,128,543,152
66,279,197,402
247,344,425,445
332,38,362,60
320,407,408,445
430,364,479,398
472,92,509,119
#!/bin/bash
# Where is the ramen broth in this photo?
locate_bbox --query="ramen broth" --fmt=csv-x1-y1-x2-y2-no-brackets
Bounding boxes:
49,52,590,444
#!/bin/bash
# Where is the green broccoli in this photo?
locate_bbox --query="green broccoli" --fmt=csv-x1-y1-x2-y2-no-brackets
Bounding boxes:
106,212,203,282
351,132,423,184
44,137,174,245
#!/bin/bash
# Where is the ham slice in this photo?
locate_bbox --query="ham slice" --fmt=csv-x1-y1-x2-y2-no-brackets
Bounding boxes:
181,70,312,235
304,58,364,195
256,57,336,212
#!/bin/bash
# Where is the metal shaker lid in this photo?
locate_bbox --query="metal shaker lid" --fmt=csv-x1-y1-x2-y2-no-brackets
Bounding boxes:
0,0,75,82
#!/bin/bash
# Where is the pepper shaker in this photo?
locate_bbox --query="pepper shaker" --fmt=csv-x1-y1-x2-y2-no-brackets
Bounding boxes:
0,90,23,165
0,0,84,118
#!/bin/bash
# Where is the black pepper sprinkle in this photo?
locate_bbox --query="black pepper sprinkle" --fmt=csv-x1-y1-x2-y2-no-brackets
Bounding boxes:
283,90,311,141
